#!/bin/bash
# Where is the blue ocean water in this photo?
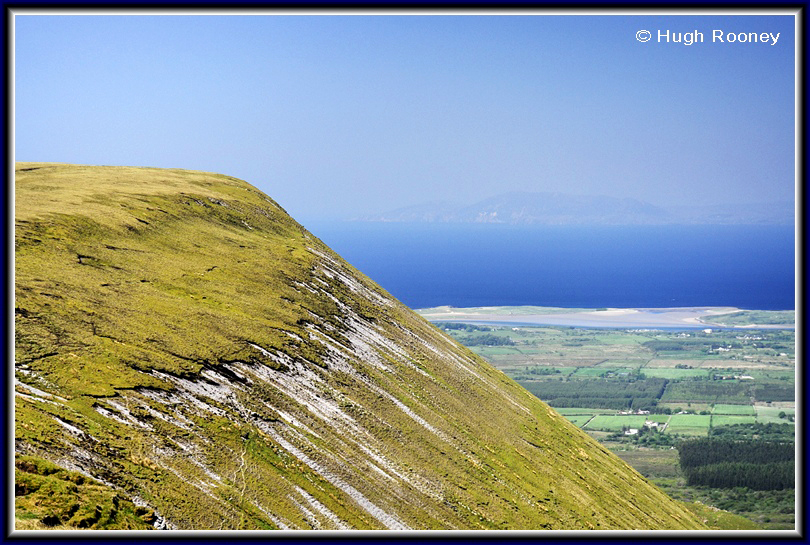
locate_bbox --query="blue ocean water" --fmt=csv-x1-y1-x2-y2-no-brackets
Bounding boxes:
303,222,796,311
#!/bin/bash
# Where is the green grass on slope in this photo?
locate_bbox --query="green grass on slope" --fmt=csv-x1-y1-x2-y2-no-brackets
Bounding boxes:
15,455,156,530
16,164,327,396
15,163,706,531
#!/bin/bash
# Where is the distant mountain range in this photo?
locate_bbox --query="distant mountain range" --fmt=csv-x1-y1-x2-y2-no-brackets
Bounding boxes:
357,192,794,226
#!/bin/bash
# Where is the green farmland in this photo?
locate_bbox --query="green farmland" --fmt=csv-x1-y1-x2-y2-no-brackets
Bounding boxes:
435,317,796,529
436,321,795,437
585,415,647,431
554,407,610,415
755,406,795,424
713,404,755,415
640,368,712,380
667,414,712,434
711,415,757,427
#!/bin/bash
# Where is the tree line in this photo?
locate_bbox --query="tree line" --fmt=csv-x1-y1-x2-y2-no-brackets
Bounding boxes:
683,461,793,491
437,322,491,332
519,378,667,411
463,333,515,346
709,423,794,442
678,438,794,469
677,438,794,491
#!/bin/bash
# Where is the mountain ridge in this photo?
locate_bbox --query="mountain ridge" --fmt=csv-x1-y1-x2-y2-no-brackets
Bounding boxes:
358,191,793,226
14,163,706,531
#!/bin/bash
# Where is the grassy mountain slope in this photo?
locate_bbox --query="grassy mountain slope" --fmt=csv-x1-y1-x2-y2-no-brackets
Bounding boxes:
14,163,706,530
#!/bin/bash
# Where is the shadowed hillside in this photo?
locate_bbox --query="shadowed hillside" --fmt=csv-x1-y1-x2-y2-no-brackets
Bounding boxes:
14,163,706,531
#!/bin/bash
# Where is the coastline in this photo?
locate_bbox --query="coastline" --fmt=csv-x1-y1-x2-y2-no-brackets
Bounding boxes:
415,306,795,330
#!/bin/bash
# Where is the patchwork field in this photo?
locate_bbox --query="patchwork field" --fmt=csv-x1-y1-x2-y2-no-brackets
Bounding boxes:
429,312,796,531
432,317,795,441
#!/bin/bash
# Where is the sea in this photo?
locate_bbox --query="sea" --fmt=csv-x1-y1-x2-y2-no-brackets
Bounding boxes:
303,222,796,311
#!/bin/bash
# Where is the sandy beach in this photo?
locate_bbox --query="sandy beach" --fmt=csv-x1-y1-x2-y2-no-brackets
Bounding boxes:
416,306,792,329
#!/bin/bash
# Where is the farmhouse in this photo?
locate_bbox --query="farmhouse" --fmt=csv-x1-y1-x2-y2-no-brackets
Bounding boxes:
644,420,667,430
715,374,755,381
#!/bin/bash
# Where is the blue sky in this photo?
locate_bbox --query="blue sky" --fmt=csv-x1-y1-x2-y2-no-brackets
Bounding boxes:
14,12,796,222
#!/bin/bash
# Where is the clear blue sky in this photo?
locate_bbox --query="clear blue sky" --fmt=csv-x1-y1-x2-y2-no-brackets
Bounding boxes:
14,12,796,222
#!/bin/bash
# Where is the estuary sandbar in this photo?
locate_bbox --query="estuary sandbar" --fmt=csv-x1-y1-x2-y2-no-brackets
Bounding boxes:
415,306,794,329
